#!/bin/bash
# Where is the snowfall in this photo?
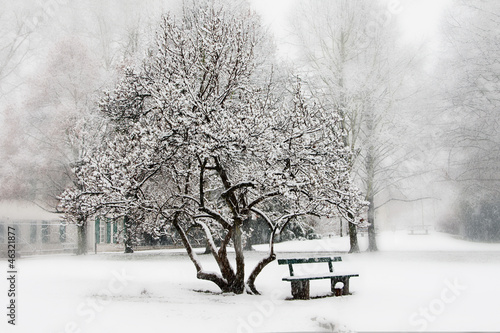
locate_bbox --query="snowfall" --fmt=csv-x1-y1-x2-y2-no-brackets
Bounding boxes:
2,231,500,333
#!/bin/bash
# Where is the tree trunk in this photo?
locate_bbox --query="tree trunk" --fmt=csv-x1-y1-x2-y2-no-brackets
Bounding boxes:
172,216,231,292
231,219,245,294
365,110,378,252
246,253,275,295
246,227,278,295
124,216,134,253
367,194,378,252
348,221,359,253
204,242,211,254
217,230,237,284
76,221,87,255
124,239,134,253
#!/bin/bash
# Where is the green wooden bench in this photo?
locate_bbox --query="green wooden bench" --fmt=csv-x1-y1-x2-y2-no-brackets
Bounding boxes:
408,224,431,235
278,257,359,300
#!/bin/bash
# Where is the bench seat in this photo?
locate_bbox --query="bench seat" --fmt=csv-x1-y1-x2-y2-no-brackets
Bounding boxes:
278,257,359,299
282,272,359,281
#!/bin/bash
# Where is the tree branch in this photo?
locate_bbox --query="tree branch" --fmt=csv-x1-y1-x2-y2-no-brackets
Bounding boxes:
199,206,232,229
246,223,279,295
249,207,275,230
170,212,229,291
247,191,280,210
221,182,256,198
375,196,435,210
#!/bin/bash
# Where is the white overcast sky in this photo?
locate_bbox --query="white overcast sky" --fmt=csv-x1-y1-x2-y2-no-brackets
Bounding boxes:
249,0,451,60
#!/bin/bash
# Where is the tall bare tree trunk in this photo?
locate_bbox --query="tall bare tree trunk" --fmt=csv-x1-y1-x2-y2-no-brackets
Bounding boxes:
367,193,378,251
365,109,378,252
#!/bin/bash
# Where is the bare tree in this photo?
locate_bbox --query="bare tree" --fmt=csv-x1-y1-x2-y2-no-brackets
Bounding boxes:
0,38,106,254
437,1,500,239
290,0,422,251
0,12,33,99
0,2,160,254
441,1,500,187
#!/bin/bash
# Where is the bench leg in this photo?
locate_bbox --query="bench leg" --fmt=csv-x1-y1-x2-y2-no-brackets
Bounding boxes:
331,277,350,295
342,278,350,295
291,280,310,300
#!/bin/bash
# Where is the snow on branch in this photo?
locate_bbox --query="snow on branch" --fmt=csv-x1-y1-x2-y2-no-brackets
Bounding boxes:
199,206,232,229
58,0,367,294
221,181,256,198
249,207,275,230
247,191,280,210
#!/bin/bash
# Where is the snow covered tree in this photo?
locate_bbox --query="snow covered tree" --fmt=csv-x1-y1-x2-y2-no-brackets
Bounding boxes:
60,0,366,294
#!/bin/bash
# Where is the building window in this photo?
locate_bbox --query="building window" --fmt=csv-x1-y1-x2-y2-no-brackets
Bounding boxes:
100,221,106,244
95,218,100,244
106,220,111,244
30,222,37,243
59,223,66,243
95,217,119,244
41,221,49,243
113,221,118,244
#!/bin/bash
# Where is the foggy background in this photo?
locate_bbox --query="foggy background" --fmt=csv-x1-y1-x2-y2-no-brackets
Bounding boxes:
1,0,499,242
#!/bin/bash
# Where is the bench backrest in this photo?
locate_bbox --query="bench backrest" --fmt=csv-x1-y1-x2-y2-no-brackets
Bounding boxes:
277,257,342,276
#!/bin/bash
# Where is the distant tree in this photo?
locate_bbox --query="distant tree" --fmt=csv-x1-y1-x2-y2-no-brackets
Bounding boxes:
60,1,366,294
291,0,422,251
437,1,500,240
0,2,156,254
0,38,105,254
0,12,33,99
440,1,500,188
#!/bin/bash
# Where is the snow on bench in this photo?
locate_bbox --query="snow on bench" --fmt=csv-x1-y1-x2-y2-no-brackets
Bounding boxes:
278,257,359,300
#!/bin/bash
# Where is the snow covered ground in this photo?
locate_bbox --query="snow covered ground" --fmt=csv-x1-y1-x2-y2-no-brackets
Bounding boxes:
254,230,500,252
2,231,500,332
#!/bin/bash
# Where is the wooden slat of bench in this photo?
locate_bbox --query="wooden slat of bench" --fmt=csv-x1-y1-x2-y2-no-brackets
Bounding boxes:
282,272,359,281
278,257,343,277
277,257,342,265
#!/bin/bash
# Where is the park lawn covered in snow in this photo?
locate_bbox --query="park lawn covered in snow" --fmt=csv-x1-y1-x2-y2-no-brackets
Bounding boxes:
2,231,500,333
